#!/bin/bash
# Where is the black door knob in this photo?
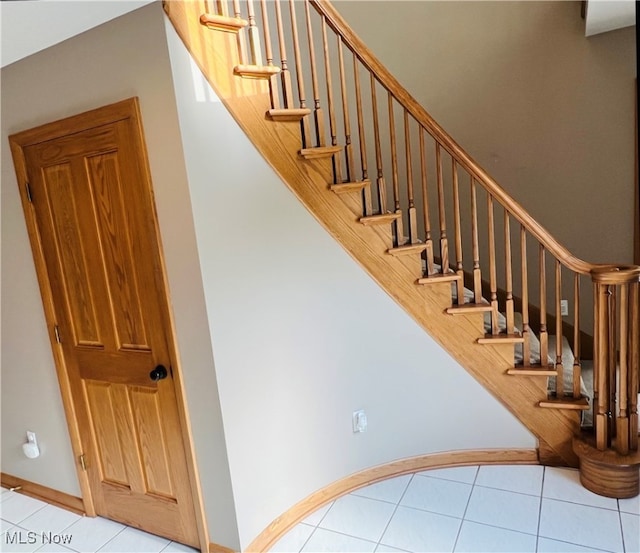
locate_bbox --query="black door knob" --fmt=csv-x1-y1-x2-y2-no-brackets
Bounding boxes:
149,365,168,382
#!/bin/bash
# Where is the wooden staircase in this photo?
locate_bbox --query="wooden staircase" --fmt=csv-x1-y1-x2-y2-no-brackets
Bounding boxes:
164,0,640,496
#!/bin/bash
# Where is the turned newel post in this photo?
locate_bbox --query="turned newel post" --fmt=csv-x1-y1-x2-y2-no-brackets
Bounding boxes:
591,265,640,455
575,265,640,499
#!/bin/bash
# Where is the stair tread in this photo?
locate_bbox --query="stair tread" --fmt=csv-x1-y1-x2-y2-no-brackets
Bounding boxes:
507,366,558,376
446,303,493,314
299,145,343,159
330,180,371,194
234,64,281,79
359,212,402,226
539,396,590,410
200,13,248,32
417,272,462,284
387,243,427,256
477,333,525,344
267,108,311,122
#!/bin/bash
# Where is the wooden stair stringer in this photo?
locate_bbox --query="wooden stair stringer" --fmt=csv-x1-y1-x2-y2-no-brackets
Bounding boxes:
163,1,581,467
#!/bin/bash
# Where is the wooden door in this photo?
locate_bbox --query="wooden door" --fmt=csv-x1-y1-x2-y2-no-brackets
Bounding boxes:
9,99,202,548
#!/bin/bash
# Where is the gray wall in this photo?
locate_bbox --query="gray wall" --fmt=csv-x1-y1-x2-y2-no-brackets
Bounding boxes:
0,3,239,548
335,1,636,266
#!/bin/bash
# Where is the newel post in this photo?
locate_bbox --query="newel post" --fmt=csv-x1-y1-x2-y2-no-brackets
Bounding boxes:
573,265,640,498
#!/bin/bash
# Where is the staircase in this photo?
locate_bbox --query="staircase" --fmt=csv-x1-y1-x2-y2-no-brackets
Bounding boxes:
164,0,640,497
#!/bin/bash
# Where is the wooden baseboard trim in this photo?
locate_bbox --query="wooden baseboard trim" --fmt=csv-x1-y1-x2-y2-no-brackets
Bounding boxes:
0,473,85,515
209,542,237,553
246,448,538,552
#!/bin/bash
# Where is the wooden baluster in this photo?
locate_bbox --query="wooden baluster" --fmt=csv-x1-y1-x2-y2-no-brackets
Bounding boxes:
607,283,616,445
617,282,629,454
594,280,609,449
405,112,418,244
216,0,229,17
288,0,311,146
436,143,448,274
420,128,435,275
246,0,262,65
572,273,581,398
304,1,324,147
371,75,386,213
259,0,280,110
274,0,293,108
629,281,639,450
452,160,464,303
388,93,402,244
260,0,274,66
353,57,372,215
521,227,531,365
487,195,498,333
504,212,514,333
321,16,342,184
539,245,548,367
337,39,354,183
555,260,564,396
231,0,248,65
471,178,482,303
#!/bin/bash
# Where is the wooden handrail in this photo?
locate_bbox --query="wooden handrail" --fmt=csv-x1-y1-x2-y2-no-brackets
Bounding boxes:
308,0,620,276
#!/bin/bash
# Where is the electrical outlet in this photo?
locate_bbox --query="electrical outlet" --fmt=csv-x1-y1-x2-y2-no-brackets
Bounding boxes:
352,410,367,433
560,300,569,317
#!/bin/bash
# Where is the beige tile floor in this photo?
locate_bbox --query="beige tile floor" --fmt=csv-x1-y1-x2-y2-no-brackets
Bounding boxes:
269,465,640,553
1,465,639,553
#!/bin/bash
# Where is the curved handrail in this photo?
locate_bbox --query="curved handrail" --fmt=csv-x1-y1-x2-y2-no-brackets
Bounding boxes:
310,0,631,277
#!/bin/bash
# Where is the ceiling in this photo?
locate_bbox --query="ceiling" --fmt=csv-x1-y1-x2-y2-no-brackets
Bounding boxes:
0,0,635,69
0,0,155,68
586,0,635,36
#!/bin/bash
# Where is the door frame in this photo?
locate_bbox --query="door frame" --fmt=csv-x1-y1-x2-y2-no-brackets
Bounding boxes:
9,97,210,553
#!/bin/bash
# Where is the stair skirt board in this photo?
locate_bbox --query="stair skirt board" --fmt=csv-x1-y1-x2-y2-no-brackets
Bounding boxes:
247,449,539,553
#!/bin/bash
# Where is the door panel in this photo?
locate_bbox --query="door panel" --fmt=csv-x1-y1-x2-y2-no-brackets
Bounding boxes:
12,101,201,548
84,381,129,487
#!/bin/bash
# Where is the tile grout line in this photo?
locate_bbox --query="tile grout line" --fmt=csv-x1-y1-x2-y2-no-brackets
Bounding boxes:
94,523,129,553
374,472,415,551
538,490,626,552
296,525,378,552
535,466,545,553
617,498,627,553
0,492,49,527
296,501,335,553
542,495,621,512
451,465,478,552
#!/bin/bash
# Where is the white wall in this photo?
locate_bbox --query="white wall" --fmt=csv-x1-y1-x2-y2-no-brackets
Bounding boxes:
335,1,636,266
1,4,239,548
164,20,536,550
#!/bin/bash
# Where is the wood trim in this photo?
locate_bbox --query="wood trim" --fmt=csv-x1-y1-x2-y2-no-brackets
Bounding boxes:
247,449,539,552
128,99,211,553
209,543,237,553
8,98,209,552
308,0,611,277
9,124,97,517
635,79,639,266
0,473,85,515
